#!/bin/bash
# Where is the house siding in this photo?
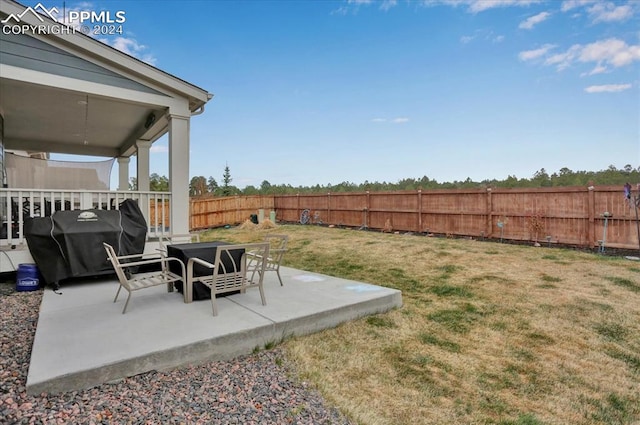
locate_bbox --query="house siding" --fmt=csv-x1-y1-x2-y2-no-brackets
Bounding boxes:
0,27,162,94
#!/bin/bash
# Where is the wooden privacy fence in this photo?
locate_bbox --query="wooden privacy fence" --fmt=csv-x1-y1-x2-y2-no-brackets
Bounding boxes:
273,186,639,250
190,195,275,230
184,187,639,250
149,199,170,230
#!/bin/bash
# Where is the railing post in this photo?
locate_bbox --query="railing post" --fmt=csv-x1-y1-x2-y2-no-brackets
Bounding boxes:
80,192,93,210
141,192,151,233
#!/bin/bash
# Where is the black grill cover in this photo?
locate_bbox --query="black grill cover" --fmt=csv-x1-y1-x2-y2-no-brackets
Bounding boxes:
24,200,147,286
118,199,148,258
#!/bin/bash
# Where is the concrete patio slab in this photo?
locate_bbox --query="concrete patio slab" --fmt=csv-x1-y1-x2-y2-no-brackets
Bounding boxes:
26,266,402,395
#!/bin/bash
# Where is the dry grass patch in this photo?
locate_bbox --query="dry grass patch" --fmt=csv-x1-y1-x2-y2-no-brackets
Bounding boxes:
202,225,640,425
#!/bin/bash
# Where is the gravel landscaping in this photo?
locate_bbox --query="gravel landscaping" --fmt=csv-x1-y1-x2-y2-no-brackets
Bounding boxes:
0,280,353,424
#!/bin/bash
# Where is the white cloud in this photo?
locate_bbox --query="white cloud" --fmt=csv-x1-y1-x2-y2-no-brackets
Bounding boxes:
579,38,640,67
380,0,398,11
101,36,157,65
561,0,635,23
561,0,598,12
460,29,504,44
584,83,632,93
518,44,556,61
581,63,608,76
544,44,581,70
588,1,633,23
150,145,168,153
372,117,409,123
522,38,640,73
342,0,547,14
465,0,540,13
331,6,349,15
334,0,396,14
420,0,542,13
519,11,551,29
460,35,475,43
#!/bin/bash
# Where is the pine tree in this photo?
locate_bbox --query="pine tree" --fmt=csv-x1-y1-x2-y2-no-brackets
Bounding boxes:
221,164,233,196
207,177,218,193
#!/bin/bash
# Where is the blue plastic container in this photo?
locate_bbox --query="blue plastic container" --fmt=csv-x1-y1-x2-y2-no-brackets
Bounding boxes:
16,264,40,292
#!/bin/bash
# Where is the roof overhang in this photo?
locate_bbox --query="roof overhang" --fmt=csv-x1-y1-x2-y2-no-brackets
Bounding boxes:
0,0,213,158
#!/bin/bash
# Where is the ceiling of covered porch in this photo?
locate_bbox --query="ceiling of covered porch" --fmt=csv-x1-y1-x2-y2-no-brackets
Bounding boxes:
0,77,169,158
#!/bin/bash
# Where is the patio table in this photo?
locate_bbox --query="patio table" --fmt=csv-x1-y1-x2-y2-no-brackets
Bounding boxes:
167,241,245,301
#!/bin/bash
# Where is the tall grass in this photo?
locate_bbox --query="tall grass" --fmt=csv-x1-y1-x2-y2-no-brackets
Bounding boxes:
202,225,640,425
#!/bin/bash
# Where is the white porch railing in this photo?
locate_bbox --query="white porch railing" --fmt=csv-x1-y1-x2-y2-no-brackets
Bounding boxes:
0,188,172,248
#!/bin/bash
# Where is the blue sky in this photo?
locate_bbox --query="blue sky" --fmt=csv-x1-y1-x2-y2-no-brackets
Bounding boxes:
52,0,639,188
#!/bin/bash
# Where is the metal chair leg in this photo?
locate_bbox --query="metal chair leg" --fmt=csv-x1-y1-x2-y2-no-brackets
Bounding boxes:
122,292,132,314
211,295,219,316
114,285,122,302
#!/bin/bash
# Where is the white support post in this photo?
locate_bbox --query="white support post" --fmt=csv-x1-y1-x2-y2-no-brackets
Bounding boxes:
168,112,191,236
136,141,152,192
136,140,152,227
117,157,130,191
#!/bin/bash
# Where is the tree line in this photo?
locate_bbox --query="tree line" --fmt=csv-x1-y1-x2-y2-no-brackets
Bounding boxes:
132,164,640,195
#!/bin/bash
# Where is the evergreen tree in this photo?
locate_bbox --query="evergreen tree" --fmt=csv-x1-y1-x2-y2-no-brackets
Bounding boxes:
243,185,259,195
221,164,233,196
207,177,219,193
183,163,640,196
260,180,272,194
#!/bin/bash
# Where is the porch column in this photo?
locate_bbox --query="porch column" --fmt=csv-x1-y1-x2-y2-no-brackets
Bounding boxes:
136,140,152,227
136,141,152,191
168,113,190,235
117,157,130,191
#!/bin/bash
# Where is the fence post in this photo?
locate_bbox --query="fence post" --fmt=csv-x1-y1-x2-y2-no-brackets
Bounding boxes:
366,191,371,229
327,192,331,224
587,185,595,247
296,193,300,223
418,189,422,233
486,188,493,238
